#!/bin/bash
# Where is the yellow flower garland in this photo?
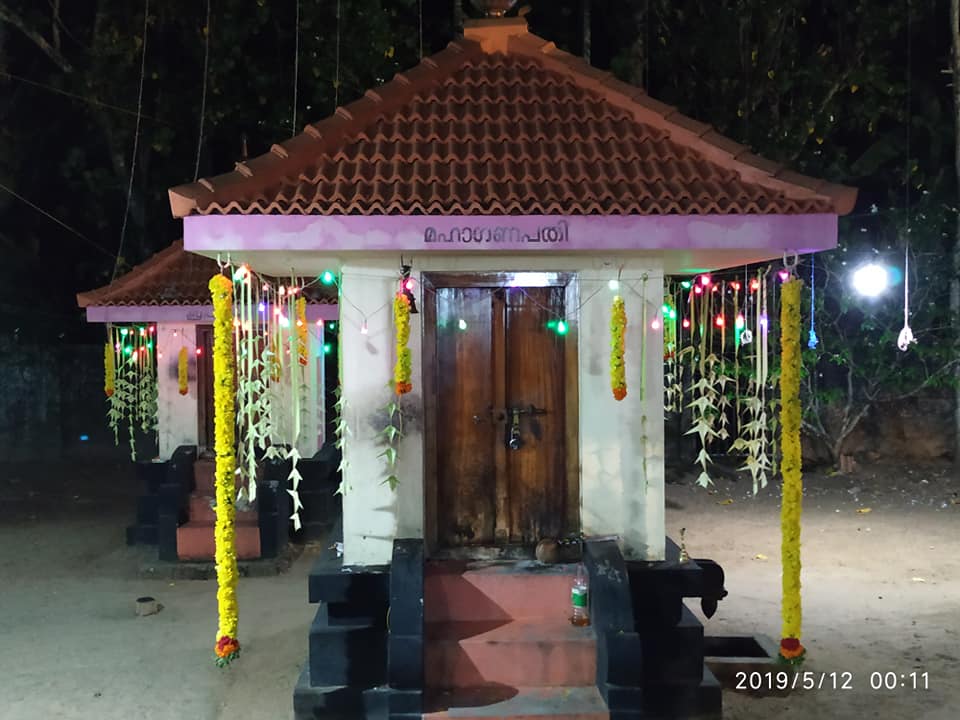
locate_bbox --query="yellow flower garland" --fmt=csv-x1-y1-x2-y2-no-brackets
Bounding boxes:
610,295,627,400
104,342,115,397
779,277,804,663
296,297,308,367
209,274,240,667
177,346,189,396
393,293,412,395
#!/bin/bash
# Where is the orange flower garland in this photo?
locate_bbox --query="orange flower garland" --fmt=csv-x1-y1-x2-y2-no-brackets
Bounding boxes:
104,342,115,397
177,346,189,396
779,277,804,664
610,295,627,400
209,274,240,667
393,293,412,395
296,297,308,366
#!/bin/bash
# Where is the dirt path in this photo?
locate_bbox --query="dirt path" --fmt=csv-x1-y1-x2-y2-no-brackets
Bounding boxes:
0,459,957,719
668,461,960,720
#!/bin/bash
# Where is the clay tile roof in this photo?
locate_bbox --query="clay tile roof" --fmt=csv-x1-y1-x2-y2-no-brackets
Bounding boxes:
168,23,855,218
77,240,337,307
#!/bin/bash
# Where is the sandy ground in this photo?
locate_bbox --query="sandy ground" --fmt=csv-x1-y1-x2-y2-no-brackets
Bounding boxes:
0,458,958,720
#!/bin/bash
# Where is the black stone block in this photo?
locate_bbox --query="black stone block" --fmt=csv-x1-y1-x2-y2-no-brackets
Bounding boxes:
387,635,422,689
601,630,644,686
584,539,635,632
604,684,644,711
641,604,704,685
609,710,644,720
136,495,159,524
643,664,722,720
157,512,179,562
135,459,168,494
309,619,387,687
308,560,389,606
388,687,422,717
389,539,424,633
293,666,378,720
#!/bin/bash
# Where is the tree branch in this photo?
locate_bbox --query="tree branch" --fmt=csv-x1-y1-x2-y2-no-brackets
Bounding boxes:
0,3,72,71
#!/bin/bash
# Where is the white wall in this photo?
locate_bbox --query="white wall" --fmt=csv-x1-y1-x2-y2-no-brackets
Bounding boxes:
338,254,666,566
577,264,665,561
340,263,424,565
156,323,199,459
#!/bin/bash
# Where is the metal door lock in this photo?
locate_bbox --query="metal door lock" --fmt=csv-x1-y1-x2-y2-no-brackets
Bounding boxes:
508,409,522,450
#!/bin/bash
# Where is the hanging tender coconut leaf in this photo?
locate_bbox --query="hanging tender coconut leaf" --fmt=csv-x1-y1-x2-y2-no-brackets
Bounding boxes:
696,471,713,487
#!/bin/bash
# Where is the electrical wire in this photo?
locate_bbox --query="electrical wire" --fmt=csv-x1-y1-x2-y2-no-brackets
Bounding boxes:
194,0,211,180
292,0,301,136
0,181,115,258
112,0,150,282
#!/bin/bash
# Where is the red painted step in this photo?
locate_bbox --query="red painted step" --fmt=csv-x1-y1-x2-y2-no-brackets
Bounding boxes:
187,494,258,525
423,686,608,720
177,521,260,560
425,619,596,689
426,562,576,623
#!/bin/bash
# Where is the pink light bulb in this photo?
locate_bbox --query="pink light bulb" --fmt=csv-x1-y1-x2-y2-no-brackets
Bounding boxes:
694,286,703,295
682,318,691,329
700,275,711,287
651,318,661,330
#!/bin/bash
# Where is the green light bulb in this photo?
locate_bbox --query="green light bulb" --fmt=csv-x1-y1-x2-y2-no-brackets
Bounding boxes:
458,318,467,331
320,270,336,286
323,343,332,354
556,320,569,335
680,281,692,290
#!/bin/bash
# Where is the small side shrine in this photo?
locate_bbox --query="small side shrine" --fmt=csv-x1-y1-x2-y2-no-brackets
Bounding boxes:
77,240,339,559
165,8,854,720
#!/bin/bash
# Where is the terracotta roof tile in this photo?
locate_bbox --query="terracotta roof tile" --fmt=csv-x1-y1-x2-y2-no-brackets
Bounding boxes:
77,241,337,307
169,25,855,218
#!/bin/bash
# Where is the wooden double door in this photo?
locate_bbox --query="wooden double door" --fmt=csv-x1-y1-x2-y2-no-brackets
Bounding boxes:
424,274,578,551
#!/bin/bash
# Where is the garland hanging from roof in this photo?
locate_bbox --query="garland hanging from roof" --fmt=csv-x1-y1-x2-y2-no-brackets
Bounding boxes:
178,346,189,395
778,276,804,664
105,324,158,460
393,292,412,395
209,273,241,667
104,342,115,398
610,295,627,401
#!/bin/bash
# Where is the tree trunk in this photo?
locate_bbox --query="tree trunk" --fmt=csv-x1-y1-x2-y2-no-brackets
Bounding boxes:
951,0,960,465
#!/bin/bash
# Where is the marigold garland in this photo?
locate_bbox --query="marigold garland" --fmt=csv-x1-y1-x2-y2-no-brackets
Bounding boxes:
393,293,412,395
177,346,189,396
610,295,627,400
779,277,804,664
209,274,240,667
296,297,308,366
104,342,115,398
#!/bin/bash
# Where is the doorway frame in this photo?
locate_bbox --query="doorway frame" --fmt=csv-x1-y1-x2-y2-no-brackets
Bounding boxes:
421,271,581,558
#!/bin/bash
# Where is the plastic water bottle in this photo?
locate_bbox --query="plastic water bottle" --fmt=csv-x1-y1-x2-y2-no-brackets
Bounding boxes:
570,563,590,626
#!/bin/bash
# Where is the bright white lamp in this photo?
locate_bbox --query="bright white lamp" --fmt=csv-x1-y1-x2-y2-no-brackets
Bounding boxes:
851,263,889,298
